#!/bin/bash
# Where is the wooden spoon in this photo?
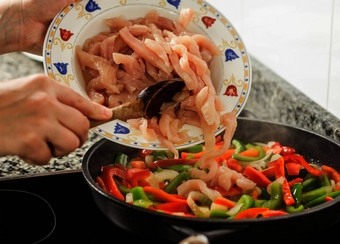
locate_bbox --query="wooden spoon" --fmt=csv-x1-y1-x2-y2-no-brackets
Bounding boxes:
89,78,185,128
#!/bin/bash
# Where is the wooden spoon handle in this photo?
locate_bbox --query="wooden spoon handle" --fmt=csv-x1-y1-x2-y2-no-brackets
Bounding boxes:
89,99,145,128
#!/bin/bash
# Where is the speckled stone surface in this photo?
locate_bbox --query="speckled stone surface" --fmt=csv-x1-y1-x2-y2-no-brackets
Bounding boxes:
0,52,339,178
246,56,340,142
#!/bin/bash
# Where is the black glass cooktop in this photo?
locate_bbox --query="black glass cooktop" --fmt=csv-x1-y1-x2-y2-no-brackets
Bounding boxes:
0,172,143,244
0,171,339,244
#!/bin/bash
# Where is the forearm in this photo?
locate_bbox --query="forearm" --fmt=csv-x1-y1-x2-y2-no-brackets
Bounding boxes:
0,0,22,54
0,0,45,55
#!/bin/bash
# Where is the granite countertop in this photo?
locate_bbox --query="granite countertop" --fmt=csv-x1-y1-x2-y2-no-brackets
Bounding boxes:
1,52,340,179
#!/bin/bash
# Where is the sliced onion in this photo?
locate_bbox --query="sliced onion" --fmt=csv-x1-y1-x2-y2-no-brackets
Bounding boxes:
144,155,154,167
126,192,133,203
187,191,209,217
154,169,179,182
226,202,244,216
238,149,273,170
267,176,285,194
146,169,179,189
210,202,228,211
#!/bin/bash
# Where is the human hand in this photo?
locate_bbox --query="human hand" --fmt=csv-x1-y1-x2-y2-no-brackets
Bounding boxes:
0,74,112,165
0,0,76,55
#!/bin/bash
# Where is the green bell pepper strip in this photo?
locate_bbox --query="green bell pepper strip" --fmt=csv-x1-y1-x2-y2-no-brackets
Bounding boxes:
245,143,256,149
117,184,132,195
285,204,305,213
291,182,303,207
133,199,153,208
320,173,331,187
305,190,340,208
179,144,203,154
163,171,190,193
209,209,229,218
301,186,331,204
302,177,319,191
151,150,169,161
185,154,196,159
231,146,266,162
261,182,283,210
232,139,246,154
166,165,193,172
115,152,129,167
132,186,150,201
227,194,254,219
254,200,266,208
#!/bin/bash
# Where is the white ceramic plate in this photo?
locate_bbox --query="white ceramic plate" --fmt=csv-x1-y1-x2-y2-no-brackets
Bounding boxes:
43,0,251,150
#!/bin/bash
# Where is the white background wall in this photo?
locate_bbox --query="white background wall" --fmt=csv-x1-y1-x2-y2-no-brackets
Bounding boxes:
206,0,340,119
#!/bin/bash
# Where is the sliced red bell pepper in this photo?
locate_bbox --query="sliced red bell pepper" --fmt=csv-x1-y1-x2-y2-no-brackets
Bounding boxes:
139,149,153,158
234,207,288,219
153,202,189,213
234,208,269,219
285,161,301,175
275,157,285,179
213,197,236,208
261,210,288,217
126,168,146,180
211,185,243,197
216,149,236,164
274,158,296,206
321,165,340,183
288,178,303,187
96,176,107,192
181,151,205,159
181,143,223,159
271,142,282,154
271,142,295,156
127,168,150,187
243,166,272,187
280,146,296,156
282,178,295,206
267,159,278,168
283,154,323,176
156,209,196,217
101,166,125,201
225,158,242,172
261,166,276,178
149,159,198,169
324,196,334,202
143,186,188,204
131,160,147,169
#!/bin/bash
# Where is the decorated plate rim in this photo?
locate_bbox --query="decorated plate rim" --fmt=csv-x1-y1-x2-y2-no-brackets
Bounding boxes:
43,0,251,150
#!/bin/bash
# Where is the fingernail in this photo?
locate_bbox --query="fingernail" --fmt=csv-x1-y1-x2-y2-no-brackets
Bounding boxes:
102,107,112,118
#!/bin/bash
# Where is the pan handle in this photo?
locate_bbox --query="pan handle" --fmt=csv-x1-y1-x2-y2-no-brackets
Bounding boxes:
170,224,248,244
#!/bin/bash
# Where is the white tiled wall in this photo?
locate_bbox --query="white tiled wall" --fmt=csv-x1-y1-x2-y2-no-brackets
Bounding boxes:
207,0,340,119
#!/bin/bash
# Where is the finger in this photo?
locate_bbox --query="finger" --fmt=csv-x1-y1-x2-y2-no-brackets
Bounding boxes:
19,138,52,166
53,83,112,120
54,102,90,146
47,127,81,157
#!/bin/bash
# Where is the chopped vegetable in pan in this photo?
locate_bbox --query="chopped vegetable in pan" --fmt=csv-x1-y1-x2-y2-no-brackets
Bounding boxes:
96,138,340,219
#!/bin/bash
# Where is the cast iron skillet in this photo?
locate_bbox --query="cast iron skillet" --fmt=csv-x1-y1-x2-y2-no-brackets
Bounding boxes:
82,118,340,243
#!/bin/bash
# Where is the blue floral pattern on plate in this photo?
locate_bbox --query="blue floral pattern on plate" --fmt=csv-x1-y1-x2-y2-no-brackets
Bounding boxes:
224,49,239,62
114,123,130,134
53,62,68,75
167,0,181,9
85,0,101,12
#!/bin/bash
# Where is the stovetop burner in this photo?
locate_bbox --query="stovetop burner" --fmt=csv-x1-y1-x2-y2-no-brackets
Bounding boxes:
0,172,142,244
0,189,56,243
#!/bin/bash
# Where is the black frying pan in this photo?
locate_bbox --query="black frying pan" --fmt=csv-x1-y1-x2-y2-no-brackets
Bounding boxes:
82,118,340,243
